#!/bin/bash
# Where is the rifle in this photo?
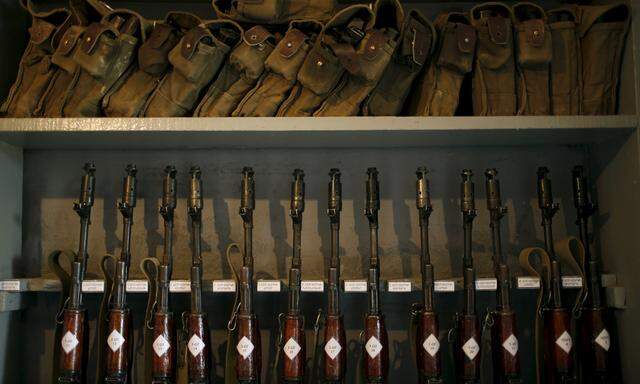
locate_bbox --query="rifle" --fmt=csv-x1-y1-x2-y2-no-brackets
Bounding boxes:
414,167,441,383
57,163,96,384
235,167,261,382
185,166,211,384
363,167,389,383
485,169,520,384
104,165,137,383
455,169,480,384
282,169,306,382
572,166,612,383
536,167,573,384
147,166,178,383
323,169,346,383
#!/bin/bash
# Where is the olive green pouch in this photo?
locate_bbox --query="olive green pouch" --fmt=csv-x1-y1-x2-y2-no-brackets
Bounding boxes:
314,0,401,117
195,25,275,117
212,0,336,25
143,20,242,117
233,20,322,117
363,9,435,116
577,3,630,115
277,5,374,117
1,2,73,117
103,12,201,117
408,12,476,116
62,10,149,117
548,7,581,116
470,2,517,116
513,2,552,115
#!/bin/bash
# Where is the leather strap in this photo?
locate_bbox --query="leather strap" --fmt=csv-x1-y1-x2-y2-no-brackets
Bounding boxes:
49,250,75,384
225,243,242,384
140,257,159,384
95,254,116,384
310,310,324,384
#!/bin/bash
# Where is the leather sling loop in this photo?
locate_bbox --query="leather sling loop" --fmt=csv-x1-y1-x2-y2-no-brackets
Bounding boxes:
447,315,459,382
270,312,286,384
96,254,116,384
225,242,243,384
49,249,75,384
310,309,324,384
140,257,159,384
481,308,495,384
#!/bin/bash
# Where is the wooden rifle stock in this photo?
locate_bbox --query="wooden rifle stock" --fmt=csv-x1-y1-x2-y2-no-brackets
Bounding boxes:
364,314,389,383
456,314,480,383
186,313,211,383
323,315,346,381
417,310,441,380
58,309,88,383
104,308,133,382
283,314,306,381
579,308,610,382
544,309,573,384
492,310,520,382
236,314,261,381
151,312,176,383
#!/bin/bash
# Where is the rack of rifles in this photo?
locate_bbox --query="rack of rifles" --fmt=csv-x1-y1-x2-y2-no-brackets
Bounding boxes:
52,163,616,383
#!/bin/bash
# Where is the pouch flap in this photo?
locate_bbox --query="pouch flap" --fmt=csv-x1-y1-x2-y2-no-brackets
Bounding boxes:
169,36,228,83
457,24,476,53
297,46,343,95
265,27,311,81
438,23,475,74
29,18,56,45
524,19,546,46
230,27,275,79
576,3,630,38
57,26,83,56
81,22,118,54
400,12,433,66
325,5,375,31
138,23,179,74
488,16,509,44
148,23,173,49
278,28,307,58
180,26,212,60
236,0,283,23
243,25,274,46
363,30,388,61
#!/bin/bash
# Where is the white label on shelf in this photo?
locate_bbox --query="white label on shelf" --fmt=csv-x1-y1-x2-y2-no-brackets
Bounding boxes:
153,335,171,357
61,331,79,354
344,280,367,292
82,280,104,292
388,281,412,292
107,329,125,352
284,338,301,360
365,336,383,358
257,280,281,292
517,277,540,289
188,334,205,357
170,280,191,292
475,278,497,291
434,280,455,292
422,334,440,357
237,336,255,359
595,329,611,351
562,276,583,288
462,337,480,360
126,280,148,292
301,280,324,292
325,337,342,360
212,280,236,292
502,334,519,357
556,331,572,354
0,280,22,291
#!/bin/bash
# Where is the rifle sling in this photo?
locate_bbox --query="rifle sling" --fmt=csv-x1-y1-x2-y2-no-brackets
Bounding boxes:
48,249,74,384
140,257,160,384
97,254,116,384
225,243,243,384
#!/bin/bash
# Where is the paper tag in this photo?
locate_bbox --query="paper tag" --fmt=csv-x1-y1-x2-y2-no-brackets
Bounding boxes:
0,280,22,291
324,337,342,360
82,280,104,292
237,336,255,359
212,280,236,292
170,280,191,292
107,329,125,352
153,335,171,357
556,331,572,354
562,276,583,288
388,281,412,292
365,336,383,358
502,334,518,357
284,338,302,360
188,334,205,357
595,329,611,351
126,280,148,292
344,280,367,292
422,334,440,357
61,331,79,354
475,278,497,291
517,277,540,289
434,280,455,292
257,280,281,292
301,280,324,292
462,337,479,360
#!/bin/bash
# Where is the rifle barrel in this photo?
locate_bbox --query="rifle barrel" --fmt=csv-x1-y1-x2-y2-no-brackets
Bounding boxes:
365,168,381,315
537,167,562,309
461,170,477,316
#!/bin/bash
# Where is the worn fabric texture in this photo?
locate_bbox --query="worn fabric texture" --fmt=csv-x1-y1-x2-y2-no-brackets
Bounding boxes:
548,7,581,116
212,0,336,25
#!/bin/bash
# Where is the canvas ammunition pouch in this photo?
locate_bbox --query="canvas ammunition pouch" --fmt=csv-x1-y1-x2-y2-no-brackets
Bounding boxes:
576,3,630,115
103,12,201,117
363,9,435,116
513,2,552,116
212,0,336,25
194,25,275,117
548,7,581,116
143,20,242,117
62,10,148,117
408,12,475,116
233,20,322,117
277,5,374,117
471,2,517,116
314,0,401,117
0,2,73,117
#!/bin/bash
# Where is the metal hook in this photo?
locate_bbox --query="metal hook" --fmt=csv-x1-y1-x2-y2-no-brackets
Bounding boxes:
227,301,241,332
56,297,70,324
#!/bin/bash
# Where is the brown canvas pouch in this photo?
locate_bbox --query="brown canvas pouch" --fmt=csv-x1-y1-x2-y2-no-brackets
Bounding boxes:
232,20,322,117
363,9,435,116
471,2,517,116
513,2,552,115
408,12,475,116
1,2,73,117
212,0,336,25
277,5,374,117
103,12,201,117
548,7,581,115
314,0,401,116
577,3,630,115
62,10,148,117
143,20,242,117
194,25,275,117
